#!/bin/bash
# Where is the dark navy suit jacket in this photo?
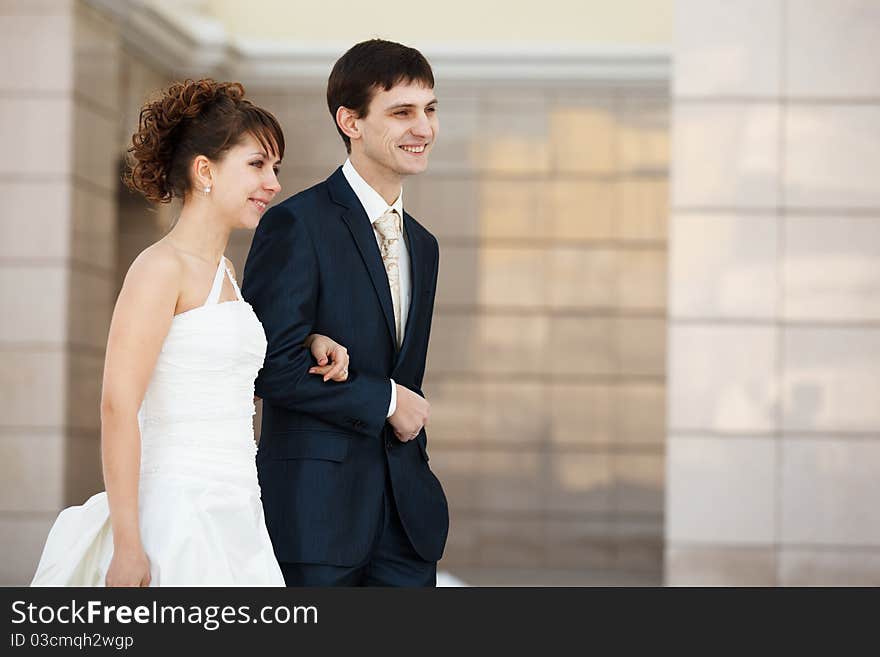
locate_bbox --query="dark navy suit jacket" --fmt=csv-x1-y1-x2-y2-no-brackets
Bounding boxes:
241,167,449,567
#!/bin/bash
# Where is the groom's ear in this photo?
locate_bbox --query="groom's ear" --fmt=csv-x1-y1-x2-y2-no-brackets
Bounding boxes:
335,106,361,144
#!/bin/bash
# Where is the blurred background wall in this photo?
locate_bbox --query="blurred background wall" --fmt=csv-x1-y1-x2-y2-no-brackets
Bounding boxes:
205,0,672,44
1,0,121,585
1,0,877,587
666,0,880,585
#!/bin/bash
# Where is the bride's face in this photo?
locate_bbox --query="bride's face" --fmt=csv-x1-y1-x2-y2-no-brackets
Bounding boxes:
209,133,282,230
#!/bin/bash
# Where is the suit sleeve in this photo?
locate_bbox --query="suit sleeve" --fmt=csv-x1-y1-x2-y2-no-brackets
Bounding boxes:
242,204,391,437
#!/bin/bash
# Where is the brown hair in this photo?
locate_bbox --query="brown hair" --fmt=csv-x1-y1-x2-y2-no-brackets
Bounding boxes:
327,39,434,153
123,79,285,203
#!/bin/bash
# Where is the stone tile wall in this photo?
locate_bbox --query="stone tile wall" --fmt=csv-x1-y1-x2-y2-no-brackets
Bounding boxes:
667,0,880,586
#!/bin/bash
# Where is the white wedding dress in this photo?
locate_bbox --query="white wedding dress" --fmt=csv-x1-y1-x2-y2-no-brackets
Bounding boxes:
31,257,285,586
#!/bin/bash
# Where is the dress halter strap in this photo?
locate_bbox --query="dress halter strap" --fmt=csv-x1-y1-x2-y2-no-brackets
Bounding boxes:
204,256,242,305
224,260,244,302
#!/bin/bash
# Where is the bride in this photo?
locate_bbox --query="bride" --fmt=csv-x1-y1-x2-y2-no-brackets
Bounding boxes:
32,79,347,586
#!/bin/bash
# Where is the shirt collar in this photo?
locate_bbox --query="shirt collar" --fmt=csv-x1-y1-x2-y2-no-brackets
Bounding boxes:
342,158,403,225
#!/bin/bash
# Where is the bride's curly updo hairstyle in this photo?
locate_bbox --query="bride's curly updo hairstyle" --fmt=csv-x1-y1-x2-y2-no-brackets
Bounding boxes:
123,79,285,203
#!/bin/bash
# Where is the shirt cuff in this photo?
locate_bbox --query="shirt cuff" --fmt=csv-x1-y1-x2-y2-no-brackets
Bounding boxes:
387,379,397,418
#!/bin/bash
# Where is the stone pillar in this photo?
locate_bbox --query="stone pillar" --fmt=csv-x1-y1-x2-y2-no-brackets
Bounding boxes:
0,0,119,584
667,0,880,585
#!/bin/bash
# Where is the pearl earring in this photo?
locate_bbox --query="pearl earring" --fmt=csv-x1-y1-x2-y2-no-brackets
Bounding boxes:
203,185,211,194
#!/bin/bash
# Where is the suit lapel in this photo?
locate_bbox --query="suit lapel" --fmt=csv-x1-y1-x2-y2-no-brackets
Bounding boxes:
328,168,397,350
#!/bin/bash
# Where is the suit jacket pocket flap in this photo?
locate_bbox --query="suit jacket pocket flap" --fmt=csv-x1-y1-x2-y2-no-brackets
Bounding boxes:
263,431,351,462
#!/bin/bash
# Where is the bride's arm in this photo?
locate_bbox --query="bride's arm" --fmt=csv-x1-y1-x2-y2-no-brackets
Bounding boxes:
100,247,180,587
303,334,350,382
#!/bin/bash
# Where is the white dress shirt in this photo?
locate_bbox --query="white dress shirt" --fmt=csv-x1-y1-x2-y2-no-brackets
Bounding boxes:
341,158,411,417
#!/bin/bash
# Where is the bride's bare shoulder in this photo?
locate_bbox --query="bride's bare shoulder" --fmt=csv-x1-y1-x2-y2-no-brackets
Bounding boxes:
120,241,184,295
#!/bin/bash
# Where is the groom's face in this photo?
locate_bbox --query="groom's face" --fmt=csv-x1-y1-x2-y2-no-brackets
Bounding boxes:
356,81,438,177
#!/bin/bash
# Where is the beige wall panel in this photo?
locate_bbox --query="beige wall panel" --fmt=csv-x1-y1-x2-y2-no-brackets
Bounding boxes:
666,436,776,544
67,351,102,432
548,317,615,376
619,96,669,174
478,247,546,308
666,544,777,586
785,0,880,98
616,178,668,241
72,186,115,270
546,517,614,569
616,383,666,447
0,515,56,586
476,314,549,375
0,182,71,260
0,265,68,344
783,216,880,322
782,327,880,432
439,510,479,566
617,249,666,311
425,313,482,374
482,382,548,445
478,450,544,512
549,101,616,175
478,180,544,239
612,452,664,514
548,180,616,241
670,213,778,319
673,0,781,97
68,269,113,350
546,451,612,513
780,548,880,587
0,12,72,92
72,101,117,192
406,176,480,239
481,97,550,175
427,449,479,512
785,106,880,209
73,1,119,113
434,245,479,306
477,516,546,568
668,324,777,432
206,0,673,44
548,383,614,447
0,97,72,177
614,516,664,572
421,380,484,445
781,439,880,545
615,317,666,377
548,247,616,309
0,432,65,512
0,350,66,428
673,103,779,209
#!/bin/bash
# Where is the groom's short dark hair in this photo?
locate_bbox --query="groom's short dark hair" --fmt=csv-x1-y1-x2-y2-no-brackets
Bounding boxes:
327,39,434,153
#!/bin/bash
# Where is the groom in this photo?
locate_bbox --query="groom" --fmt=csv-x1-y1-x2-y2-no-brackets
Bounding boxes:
242,39,448,586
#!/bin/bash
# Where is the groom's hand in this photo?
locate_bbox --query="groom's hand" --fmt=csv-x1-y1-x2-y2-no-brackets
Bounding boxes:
389,384,430,442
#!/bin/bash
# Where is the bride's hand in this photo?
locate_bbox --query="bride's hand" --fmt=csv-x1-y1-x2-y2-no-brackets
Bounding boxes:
305,334,350,382
105,545,151,587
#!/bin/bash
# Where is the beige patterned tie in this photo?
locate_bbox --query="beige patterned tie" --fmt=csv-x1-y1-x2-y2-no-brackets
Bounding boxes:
373,209,402,347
